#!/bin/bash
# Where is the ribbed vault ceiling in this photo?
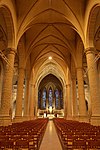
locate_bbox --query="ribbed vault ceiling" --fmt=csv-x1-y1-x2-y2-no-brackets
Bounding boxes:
16,0,83,71
13,0,99,85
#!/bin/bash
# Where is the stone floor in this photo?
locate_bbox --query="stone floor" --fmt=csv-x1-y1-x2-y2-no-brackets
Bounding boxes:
39,120,62,150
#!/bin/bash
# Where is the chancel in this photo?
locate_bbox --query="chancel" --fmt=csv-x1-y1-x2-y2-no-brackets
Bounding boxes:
0,0,100,149
38,74,64,119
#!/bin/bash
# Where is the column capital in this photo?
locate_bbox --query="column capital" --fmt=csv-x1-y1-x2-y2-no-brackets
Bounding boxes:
66,84,71,88
30,83,35,87
85,47,96,55
71,75,76,80
6,48,16,55
76,67,83,70
18,67,25,70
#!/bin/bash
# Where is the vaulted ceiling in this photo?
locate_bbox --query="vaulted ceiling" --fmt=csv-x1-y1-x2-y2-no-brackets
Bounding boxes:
0,0,100,86
15,0,86,80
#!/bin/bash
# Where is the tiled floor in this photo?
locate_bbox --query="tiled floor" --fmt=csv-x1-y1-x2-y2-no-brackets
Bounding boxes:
39,120,62,150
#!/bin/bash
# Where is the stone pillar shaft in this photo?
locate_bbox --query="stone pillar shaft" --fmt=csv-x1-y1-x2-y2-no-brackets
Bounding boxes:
85,48,100,116
77,68,87,116
71,77,78,117
24,79,30,118
29,84,34,119
64,86,67,118
1,50,15,115
66,84,72,119
0,49,15,125
15,68,24,119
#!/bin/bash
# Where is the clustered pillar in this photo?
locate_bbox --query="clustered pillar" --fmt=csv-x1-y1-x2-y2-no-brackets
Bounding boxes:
0,48,15,126
24,78,30,120
71,76,78,120
66,84,72,119
29,84,35,120
77,67,87,122
15,67,25,122
85,47,100,125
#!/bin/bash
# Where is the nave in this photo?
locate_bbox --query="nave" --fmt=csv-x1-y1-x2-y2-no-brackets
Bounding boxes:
0,0,100,128
0,118,100,149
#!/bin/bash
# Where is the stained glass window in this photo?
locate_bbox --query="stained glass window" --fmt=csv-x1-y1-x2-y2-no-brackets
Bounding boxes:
55,89,59,109
60,90,63,109
42,88,46,109
38,90,41,109
48,87,53,107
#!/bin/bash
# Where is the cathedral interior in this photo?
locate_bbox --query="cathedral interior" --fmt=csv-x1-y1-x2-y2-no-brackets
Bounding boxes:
0,0,100,127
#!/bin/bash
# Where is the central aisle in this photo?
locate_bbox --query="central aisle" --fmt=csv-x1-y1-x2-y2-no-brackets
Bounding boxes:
39,120,62,150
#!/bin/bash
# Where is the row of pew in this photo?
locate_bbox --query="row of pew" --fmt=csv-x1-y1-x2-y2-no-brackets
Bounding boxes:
0,118,48,149
53,118,100,149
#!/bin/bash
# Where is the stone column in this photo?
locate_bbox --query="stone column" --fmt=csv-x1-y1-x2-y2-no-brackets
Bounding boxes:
29,84,35,120
64,85,68,118
0,64,3,106
77,67,88,122
0,48,15,126
71,77,78,120
46,96,48,110
15,68,25,122
85,47,100,125
66,84,72,119
53,97,56,110
34,87,38,119
24,78,30,121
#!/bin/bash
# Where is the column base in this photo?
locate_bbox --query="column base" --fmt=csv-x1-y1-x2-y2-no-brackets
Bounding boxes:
66,115,72,120
29,116,34,120
13,116,23,123
0,116,12,126
22,116,30,122
90,116,100,126
78,115,89,123
72,115,79,121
